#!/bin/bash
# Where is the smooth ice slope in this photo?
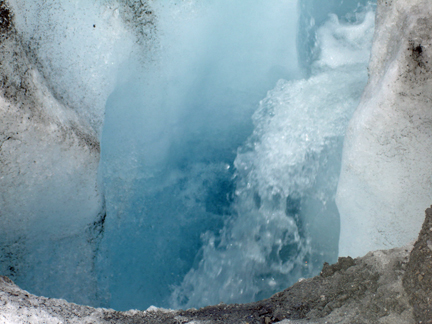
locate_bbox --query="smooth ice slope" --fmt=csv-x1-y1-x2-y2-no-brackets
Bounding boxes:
337,0,432,257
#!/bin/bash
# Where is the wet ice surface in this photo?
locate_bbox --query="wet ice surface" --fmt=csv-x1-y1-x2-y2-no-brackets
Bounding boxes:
337,0,432,257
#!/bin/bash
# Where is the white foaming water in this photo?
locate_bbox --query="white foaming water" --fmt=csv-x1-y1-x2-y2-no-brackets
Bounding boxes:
170,6,375,309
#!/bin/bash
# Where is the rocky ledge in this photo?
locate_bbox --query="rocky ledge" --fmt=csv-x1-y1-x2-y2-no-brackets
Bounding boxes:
2,208,432,324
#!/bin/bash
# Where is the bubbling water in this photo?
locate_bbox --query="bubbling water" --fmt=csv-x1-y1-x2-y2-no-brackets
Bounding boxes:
170,5,375,309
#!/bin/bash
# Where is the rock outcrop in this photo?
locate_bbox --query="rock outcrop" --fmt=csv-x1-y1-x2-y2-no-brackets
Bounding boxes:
403,207,432,323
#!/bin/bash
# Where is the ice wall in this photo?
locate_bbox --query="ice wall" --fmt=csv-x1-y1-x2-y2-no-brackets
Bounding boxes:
0,0,146,305
337,0,432,257
7,0,142,135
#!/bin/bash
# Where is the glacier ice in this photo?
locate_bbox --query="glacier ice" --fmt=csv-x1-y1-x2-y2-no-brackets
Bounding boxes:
0,0,145,305
337,0,432,257
7,0,144,135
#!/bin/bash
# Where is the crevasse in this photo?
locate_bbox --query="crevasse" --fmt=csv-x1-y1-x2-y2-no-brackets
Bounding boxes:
100,0,376,310
0,0,375,311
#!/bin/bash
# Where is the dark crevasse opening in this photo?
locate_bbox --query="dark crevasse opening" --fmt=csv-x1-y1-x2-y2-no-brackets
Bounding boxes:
99,0,376,311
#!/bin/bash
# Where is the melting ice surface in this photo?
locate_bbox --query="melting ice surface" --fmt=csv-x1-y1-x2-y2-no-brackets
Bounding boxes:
99,0,376,310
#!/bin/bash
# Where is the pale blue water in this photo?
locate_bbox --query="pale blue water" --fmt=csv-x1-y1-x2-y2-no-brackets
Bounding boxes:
100,0,375,310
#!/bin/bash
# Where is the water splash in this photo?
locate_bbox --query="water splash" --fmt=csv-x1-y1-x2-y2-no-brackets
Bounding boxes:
170,5,375,309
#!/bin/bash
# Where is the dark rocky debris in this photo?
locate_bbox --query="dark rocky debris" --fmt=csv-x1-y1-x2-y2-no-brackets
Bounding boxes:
0,0,11,35
403,207,432,324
